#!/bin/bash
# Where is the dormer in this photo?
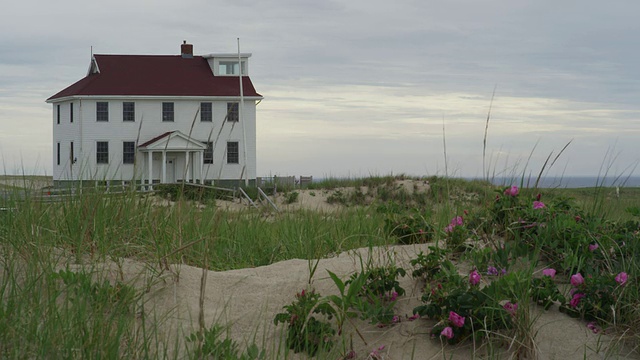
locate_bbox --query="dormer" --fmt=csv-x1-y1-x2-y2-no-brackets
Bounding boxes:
204,53,251,76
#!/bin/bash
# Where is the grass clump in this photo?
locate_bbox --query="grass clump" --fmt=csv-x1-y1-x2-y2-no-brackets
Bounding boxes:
0,256,150,358
187,324,266,359
155,183,220,203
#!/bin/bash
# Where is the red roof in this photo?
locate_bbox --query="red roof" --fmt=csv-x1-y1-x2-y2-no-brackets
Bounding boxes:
47,55,261,101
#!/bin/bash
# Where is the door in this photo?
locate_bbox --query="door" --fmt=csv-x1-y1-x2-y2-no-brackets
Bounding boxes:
166,157,176,183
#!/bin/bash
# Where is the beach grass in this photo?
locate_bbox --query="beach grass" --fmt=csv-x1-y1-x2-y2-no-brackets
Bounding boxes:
1,174,640,358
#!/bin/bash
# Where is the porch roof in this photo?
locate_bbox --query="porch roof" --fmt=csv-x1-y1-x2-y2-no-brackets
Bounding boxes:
138,131,207,151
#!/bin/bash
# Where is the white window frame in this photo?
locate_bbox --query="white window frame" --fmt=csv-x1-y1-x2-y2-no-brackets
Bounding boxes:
96,141,109,164
226,141,239,164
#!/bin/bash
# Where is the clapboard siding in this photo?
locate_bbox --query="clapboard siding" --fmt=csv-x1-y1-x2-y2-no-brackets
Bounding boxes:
51,98,257,183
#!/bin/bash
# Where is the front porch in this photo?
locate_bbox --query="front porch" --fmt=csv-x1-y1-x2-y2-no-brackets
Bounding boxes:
137,131,207,188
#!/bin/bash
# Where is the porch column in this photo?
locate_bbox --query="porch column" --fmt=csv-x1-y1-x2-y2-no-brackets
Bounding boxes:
199,151,204,185
162,151,167,183
147,151,153,190
185,151,190,183
140,154,145,189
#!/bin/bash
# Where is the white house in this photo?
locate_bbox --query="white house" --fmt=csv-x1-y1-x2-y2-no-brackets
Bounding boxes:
46,42,262,187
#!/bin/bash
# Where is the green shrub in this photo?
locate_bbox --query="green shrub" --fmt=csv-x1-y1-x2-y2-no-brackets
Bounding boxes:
285,191,299,204
274,289,336,356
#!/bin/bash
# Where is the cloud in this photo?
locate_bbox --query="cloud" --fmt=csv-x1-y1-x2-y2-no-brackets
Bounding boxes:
1,0,639,177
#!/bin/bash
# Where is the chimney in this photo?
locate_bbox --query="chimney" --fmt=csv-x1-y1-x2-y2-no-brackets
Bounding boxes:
181,41,193,58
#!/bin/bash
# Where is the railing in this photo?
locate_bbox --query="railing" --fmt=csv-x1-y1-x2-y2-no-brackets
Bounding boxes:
257,187,278,212
2,181,283,213
237,187,258,209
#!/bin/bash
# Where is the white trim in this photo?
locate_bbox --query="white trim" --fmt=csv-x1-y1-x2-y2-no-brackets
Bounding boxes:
46,95,262,103
138,131,207,151
203,53,252,58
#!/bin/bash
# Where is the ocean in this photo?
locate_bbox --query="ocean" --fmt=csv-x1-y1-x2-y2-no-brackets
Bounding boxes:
477,176,640,189
309,176,640,189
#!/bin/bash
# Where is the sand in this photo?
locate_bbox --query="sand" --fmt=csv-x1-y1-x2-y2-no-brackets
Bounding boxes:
81,242,632,360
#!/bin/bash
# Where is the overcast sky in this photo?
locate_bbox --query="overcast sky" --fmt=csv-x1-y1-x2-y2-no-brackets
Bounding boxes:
1,0,639,179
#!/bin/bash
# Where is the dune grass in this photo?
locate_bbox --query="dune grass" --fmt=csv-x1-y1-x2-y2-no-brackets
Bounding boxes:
1,174,639,358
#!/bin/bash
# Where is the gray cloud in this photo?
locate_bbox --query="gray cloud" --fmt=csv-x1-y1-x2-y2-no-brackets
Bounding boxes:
1,0,638,177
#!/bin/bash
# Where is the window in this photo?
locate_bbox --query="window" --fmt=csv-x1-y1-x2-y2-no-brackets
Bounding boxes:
227,141,239,164
226,102,238,122
96,141,109,164
70,142,74,164
200,102,212,122
96,102,109,122
123,102,135,122
203,141,213,164
57,142,60,165
70,103,74,123
162,102,174,122
123,141,135,164
56,105,60,124
218,61,245,75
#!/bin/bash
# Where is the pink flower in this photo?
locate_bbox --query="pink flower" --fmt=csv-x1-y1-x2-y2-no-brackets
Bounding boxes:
569,287,578,297
503,302,518,316
369,345,385,359
389,291,399,302
469,270,481,285
586,322,600,334
392,315,400,324
448,311,465,328
440,326,454,339
570,293,585,307
487,266,499,276
542,268,556,278
533,201,545,209
452,216,464,226
615,272,628,286
504,186,519,197
444,224,454,233
570,273,584,287
408,313,420,321
588,244,599,252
